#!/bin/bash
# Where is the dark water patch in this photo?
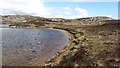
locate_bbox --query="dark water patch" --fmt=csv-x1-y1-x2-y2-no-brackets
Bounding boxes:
1,28,69,66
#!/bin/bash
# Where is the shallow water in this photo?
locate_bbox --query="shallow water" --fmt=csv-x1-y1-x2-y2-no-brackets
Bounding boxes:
1,28,69,66
0,24,9,28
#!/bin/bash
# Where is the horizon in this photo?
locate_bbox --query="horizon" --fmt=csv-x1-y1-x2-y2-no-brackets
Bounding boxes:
0,15,115,19
0,0,119,19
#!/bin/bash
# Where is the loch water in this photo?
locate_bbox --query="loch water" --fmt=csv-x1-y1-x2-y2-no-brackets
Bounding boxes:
1,28,69,66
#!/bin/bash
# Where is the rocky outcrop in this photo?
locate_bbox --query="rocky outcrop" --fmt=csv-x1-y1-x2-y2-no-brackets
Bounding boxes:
75,16,113,22
47,18,65,22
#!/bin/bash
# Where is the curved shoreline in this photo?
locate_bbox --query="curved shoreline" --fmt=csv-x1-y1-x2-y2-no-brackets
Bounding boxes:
1,15,119,66
45,28,74,66
2,21,120,66
2,28,72,66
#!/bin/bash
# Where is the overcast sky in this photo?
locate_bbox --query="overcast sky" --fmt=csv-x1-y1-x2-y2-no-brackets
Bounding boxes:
0,0,119,19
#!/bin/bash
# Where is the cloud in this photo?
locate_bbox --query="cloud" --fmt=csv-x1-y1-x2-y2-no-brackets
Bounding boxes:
64,11,71,15
45,7,89,19
0,0,89,19
75,7,88,17
0,0,48,16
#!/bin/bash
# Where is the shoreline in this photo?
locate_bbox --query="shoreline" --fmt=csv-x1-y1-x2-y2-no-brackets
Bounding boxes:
1,27,74,66
45,28,74,66
1,20,120,66
1,15,120,66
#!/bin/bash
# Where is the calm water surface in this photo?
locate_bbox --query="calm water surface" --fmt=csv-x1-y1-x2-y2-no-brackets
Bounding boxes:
0,24,9,28
1,28,69,66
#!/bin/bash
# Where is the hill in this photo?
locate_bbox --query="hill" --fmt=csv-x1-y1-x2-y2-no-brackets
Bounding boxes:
1,15,120,66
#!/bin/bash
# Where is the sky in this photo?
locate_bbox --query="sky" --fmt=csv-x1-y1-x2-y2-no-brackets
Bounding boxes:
0,0,119,19
42,0,119,2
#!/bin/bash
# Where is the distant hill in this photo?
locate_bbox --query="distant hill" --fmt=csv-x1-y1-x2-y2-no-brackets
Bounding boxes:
0,15,114,24
1,15,47,24
75,16,113,21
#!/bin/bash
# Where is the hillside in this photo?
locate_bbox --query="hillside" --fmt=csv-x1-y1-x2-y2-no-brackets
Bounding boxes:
1,15,120,66
45,20,120,66
1,15,113,24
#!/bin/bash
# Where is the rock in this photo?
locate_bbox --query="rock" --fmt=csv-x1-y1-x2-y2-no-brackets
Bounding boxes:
73,39,79,45
75,16,113,22
75,34,81,38
74,45,80,49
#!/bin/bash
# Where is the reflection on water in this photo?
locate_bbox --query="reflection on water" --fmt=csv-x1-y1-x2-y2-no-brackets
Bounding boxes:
2,28,69,66
0,24,9,28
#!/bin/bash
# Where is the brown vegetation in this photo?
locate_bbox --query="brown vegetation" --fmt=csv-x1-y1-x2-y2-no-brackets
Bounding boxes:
1,15,120,66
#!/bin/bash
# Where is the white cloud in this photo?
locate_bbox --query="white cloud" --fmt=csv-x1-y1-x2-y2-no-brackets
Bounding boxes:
0,0,48,16
75,7,88,17
45,7,89,19
63,7,72,11
64,11,71,15
0,0,89,19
